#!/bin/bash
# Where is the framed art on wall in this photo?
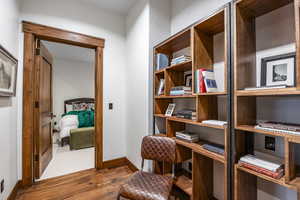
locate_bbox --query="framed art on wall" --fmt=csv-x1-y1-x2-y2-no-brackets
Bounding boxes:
261,53,296,87
0,45,18,96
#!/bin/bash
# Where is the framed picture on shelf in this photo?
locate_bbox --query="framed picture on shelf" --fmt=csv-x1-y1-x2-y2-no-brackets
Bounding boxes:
165,103,175,117
157,79,165,96
184,70,192,87
0,45,18,96
261,53,296,87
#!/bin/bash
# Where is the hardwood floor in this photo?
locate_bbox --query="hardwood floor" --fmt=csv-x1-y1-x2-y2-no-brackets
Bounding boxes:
16,166,133,200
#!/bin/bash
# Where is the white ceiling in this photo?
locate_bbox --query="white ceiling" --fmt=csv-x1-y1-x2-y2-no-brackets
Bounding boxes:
79,0,138,15
43,41,95,63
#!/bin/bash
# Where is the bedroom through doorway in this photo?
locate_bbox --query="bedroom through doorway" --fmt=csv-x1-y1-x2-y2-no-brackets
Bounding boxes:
35,40,96,181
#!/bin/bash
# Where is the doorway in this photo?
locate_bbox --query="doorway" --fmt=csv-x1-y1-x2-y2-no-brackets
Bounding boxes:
35,40,97,180
22,21,104,186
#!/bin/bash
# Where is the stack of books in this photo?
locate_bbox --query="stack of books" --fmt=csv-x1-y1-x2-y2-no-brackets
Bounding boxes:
202,144,224,155
174,109,196,120
171,55,191,66
238,154,284,179
170,86,192,96
176,131,199,142
255,121,300,136
195,69,218,93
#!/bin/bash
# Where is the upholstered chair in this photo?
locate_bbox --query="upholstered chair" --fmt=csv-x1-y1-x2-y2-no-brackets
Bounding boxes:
118,136,176,200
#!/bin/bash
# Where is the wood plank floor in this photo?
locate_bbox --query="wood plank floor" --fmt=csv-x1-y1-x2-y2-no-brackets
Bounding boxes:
16,166,133,200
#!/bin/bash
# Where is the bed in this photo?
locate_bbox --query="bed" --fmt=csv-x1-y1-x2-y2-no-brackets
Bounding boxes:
59,98,95,150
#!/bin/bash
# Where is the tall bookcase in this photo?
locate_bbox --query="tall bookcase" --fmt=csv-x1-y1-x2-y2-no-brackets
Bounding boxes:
233,0,300,200
153,4,231,200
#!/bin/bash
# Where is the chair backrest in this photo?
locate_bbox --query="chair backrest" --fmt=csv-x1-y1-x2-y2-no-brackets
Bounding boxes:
141,136,176,163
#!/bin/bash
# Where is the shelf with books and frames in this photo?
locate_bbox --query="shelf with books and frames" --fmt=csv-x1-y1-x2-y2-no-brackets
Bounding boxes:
153,4,231,199
233,0,300,199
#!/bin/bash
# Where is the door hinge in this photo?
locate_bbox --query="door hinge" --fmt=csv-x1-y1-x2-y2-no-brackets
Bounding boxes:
35,154,39,162
35,48,41,55
35,101,39,108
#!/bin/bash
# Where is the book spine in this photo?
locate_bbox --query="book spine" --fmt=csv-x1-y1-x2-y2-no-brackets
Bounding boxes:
239,162,284,179
194,70,198,93
203,145,224,155
199,69,206,93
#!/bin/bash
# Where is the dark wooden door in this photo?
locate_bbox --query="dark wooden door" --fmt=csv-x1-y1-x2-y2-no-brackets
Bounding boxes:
34,40,54,179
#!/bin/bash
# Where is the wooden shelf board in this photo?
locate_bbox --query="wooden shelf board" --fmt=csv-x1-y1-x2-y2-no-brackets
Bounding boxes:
288,177,300,188
154,114,167,118
155,29,191,53
235,125,300,142
195,92,227,96
154,69,165,75
174,138,225,164
155,95,195,99
166,60,192,72
236,164,296,190
167,117,226,130
236,0,293,18
194,9,225,35
174,175,193,196
154,133,166,137
236,88,300,97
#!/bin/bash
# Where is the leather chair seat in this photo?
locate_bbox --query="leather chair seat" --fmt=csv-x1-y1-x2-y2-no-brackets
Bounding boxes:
119,171,173,200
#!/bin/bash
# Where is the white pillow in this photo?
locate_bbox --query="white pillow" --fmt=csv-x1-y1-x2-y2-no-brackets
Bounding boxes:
59,115,79,129
66,104,73,113
59,126,77,138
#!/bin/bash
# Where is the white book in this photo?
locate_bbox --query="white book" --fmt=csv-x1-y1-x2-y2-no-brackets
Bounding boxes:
255,125,300,136
240,154,282,172
202,70,218,92
244,85,287,91
176,132,199,139
202,120,227,126
176,133,198,140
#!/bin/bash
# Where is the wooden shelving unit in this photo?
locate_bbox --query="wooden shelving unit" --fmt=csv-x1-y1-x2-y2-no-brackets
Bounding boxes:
153,5,230,200
233,0,300,199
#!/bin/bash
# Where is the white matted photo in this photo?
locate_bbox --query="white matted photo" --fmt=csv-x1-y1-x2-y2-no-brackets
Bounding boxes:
165,103,176,117
0,45,18,96
261,53,295,87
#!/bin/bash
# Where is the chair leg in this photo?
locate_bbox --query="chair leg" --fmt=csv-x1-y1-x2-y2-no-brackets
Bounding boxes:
117,194,121,200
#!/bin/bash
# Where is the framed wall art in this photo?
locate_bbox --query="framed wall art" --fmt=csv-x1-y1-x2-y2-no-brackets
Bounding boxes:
261,53,296,87
0,45,18,96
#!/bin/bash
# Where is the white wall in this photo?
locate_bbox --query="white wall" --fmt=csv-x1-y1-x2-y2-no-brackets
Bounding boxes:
170,0,231,34
0,0,20,199
52,59,95,121
125,0,150,169
18,0,127,172
148,0,171,134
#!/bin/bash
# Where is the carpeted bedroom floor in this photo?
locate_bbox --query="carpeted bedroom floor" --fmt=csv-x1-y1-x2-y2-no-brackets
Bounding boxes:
37,144,95,180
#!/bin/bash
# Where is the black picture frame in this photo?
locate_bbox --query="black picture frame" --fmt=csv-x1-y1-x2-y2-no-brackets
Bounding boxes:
0,44,18,96
261,52,296,87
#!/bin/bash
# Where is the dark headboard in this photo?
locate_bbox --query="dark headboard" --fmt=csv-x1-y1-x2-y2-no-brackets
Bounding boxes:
64,98,95,113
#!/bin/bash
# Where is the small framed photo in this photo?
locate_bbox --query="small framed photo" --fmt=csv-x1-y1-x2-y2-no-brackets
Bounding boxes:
165,103,176,117
0,45,18,96
184,70,192,87
261,53,296,87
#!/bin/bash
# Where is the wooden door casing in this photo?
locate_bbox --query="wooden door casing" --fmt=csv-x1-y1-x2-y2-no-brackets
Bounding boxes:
34,41,53,179
22,21,105,186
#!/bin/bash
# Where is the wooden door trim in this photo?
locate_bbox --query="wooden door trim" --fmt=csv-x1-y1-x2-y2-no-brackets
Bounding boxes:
22,21,105,187
23,21,105,48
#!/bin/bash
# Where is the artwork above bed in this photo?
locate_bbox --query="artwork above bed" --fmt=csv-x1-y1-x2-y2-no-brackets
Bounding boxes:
64,98,95,113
